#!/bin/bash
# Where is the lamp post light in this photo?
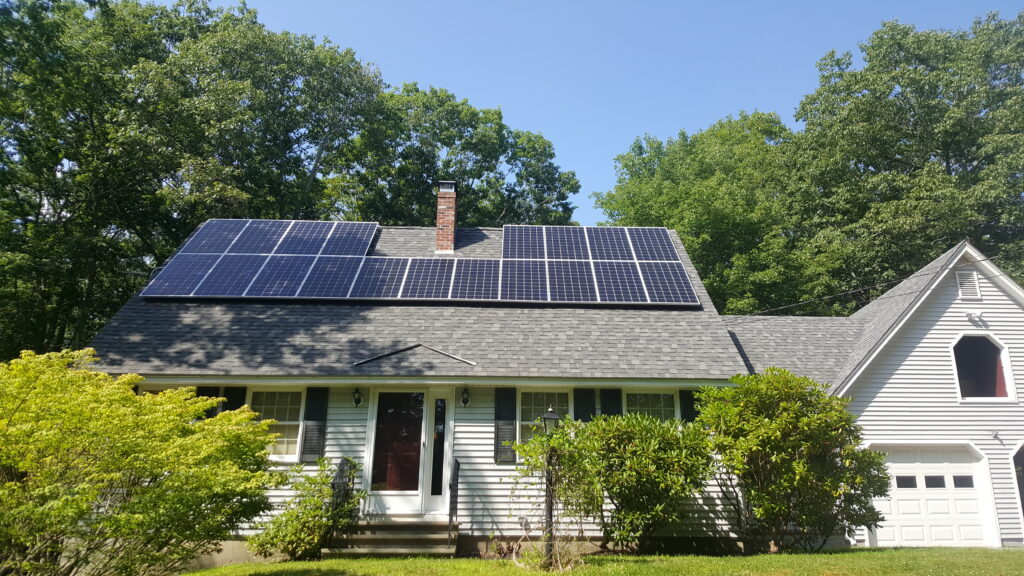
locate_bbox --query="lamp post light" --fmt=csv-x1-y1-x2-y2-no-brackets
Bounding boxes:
541,406,561,570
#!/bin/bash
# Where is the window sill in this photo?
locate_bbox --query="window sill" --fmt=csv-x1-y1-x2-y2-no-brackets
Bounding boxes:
958,397,1017,405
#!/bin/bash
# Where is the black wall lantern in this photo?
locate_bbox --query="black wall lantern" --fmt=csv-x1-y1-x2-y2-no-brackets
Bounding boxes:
352,388,362,407
461,388,471,407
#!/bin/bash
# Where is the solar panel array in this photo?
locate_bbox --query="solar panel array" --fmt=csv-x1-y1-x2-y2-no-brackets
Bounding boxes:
142,220,699,306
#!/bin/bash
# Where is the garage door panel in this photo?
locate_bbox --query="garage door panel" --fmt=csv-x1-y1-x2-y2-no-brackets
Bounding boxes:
897,500,922,515
959,525,985,543
929,525,955,542
926,499,951,514
900,526,926,542
955,499,979,514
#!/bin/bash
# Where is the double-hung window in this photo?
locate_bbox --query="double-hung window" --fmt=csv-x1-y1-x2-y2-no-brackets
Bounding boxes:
625,392,677,421
519,391,569,443
250,390,305,459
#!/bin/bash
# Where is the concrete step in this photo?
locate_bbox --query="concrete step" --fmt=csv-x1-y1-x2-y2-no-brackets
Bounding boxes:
322,545,456,557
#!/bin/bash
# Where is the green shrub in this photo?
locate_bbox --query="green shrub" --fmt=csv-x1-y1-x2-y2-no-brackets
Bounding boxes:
0,349,276,576
515,413,713,551
697,368,891,552
248,458,364,561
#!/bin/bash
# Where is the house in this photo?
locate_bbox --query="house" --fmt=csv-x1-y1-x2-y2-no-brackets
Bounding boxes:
90,183,1024,555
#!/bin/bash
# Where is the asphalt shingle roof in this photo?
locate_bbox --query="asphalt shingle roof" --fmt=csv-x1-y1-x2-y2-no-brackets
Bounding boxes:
91,226,743,380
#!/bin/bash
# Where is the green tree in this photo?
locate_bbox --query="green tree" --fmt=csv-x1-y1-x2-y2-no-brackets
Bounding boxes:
696,368,890,553
0,0,383,359
0,349,277,575
515,414,712,552
340,84,578,227
598,13,1024,316
794,14,1024,306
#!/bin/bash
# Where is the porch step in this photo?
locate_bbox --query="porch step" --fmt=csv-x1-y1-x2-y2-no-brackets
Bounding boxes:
323,521,458,557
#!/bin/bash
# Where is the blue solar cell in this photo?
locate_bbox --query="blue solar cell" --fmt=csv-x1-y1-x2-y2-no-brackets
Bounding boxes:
450,259,500,300
179,220,248,253
639,261,699,304
142,254,220,296
502,225,546,259
501,260,547,301
246,255,316,297
296,256,363,298
275,221,335,255
548,260,597,302
401,259,455,299
193,254,268,296
545,226,589,260
587,227,634,260
321,222,378,256
227,220,291,254
349,257,409,298
593,261,647,302
628,228,679,261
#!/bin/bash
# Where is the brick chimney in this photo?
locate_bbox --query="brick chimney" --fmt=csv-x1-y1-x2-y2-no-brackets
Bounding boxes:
435,181,456,253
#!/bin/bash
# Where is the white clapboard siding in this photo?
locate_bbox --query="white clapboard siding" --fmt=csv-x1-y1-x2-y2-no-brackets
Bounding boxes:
847,257,1024,545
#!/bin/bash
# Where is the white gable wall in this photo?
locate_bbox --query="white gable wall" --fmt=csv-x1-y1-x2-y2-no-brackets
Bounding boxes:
845,256,1024,546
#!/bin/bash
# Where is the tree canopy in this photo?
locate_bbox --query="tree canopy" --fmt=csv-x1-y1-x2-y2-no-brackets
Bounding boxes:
0,0,578,359
597,13,1024,315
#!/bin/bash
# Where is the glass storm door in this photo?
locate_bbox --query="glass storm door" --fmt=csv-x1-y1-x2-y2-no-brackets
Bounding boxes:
367,392,425,514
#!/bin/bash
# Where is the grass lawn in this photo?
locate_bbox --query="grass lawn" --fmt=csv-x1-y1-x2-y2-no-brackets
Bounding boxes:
190,548,1024,576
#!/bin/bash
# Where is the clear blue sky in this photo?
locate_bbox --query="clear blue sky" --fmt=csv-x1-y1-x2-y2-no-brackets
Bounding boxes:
210,1,1021,225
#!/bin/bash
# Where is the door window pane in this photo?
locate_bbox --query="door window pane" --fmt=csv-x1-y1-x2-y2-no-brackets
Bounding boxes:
371,393,424,492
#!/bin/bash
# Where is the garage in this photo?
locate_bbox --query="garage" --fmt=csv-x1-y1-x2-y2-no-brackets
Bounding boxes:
869,445,992,547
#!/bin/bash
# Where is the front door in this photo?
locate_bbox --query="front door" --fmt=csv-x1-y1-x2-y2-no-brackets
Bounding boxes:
365,391,451,516
367,392,424,515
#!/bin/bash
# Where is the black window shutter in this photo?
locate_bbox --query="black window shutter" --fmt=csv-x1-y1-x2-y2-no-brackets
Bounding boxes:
679,390,699,422
222,386,247,411
574,389,596,422
494,387,517,463
600,389,622,416
300,387,329,463
196,386,221,418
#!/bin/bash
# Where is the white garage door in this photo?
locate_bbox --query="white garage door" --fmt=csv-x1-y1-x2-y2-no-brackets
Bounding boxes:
870,446,989,547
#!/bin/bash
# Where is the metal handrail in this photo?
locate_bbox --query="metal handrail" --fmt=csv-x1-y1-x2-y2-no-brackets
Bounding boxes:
448,458,461,545
327,458,357,548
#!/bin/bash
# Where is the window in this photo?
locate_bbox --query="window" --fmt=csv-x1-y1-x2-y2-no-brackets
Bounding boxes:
519,392,568,444
954,336,1008,398
250,391,304,458
924,475,946,489
895,475,917,488
953,475,974,488
626,393,676,421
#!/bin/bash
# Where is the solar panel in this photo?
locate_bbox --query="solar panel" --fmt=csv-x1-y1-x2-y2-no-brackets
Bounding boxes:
296,256,363,298
628,227,679,261
593,261,647,302
349,257,408,298
502,225,545,259
402,258,455,299
639,261,698,304
142,219,700,307
450,259,500,300
321,222,378,256
587,227,633,260
275,221,335,255
142,254,221,296
246,255,317,297
228,220,291,254
548,260,597,302
179,220,248,253
501,260,547,301
193,254,268,296
545,226,589,260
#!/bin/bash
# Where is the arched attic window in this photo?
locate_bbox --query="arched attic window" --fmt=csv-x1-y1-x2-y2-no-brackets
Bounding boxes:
954,336,1007,398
